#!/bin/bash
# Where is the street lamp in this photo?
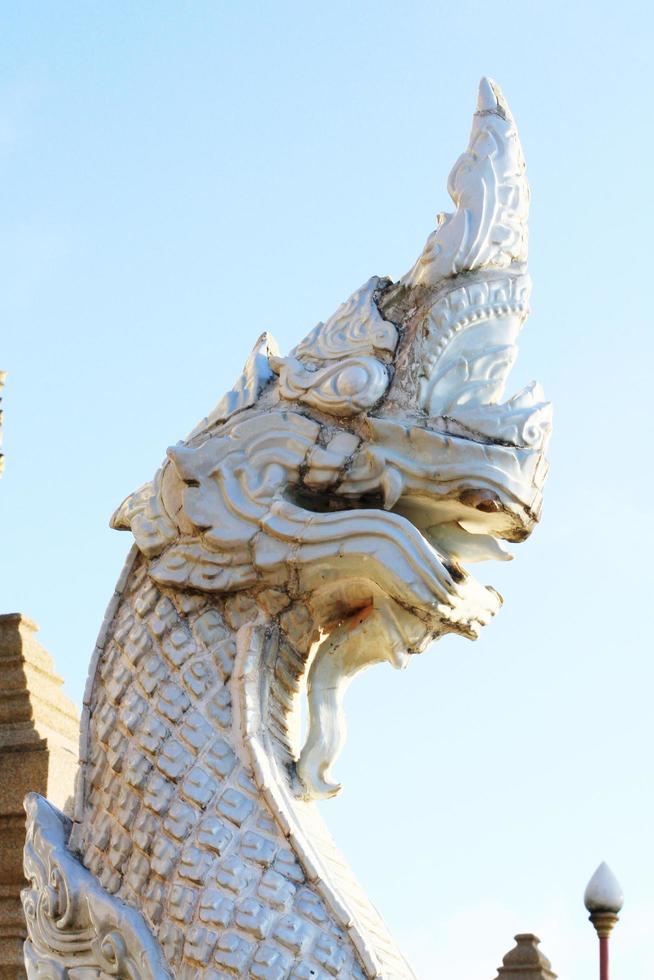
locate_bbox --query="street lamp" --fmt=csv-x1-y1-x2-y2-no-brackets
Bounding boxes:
584,863,623,980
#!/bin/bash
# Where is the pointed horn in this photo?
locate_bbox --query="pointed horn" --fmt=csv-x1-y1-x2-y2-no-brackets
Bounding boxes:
402,78,528,288
477,75,498,112
476,76,511,120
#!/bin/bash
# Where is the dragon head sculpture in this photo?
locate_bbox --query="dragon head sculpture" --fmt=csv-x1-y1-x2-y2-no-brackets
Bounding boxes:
111,77,550,802
22,77,551,980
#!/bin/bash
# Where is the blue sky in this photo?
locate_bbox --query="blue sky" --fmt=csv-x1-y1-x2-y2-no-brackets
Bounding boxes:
2,2,653,976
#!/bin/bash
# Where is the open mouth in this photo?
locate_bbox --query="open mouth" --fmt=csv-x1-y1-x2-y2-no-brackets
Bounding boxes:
339,267,553,578
335,407,550,564
391,495,515,566
292,303,551,799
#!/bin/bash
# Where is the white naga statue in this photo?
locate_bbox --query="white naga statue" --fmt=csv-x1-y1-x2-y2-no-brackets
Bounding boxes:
22,79,551,979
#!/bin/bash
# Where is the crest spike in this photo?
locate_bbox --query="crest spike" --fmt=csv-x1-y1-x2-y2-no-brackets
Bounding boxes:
402,77,528,287
186,331,279,441
477,76,511,120
477,75,498,112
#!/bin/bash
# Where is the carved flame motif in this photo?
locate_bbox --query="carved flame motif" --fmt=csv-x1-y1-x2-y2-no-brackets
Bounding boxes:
402,76,529,286
270,276,398,416
25,79,551,980
22,794,172,979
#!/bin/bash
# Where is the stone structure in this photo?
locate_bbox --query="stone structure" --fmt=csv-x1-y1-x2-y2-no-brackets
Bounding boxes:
0,370,6,476
22,78,551,977
0,615,78,978
494,935,557,979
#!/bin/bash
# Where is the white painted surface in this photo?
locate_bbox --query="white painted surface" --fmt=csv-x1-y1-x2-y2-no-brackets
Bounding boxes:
25,78,549,979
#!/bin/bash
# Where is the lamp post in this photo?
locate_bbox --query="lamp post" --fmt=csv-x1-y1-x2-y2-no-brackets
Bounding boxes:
584,863,623,980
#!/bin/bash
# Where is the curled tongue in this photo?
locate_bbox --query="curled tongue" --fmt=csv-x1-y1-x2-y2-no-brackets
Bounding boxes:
297,606,409,800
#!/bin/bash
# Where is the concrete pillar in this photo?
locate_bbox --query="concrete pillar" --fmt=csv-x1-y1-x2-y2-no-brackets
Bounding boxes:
0,370,5,475
0,614,79,979
494,934,557,979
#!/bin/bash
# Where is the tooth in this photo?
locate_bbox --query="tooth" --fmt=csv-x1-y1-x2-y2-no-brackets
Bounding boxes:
166,444,197,481
381,468,404,510
507,381,546,410
528,381,545,402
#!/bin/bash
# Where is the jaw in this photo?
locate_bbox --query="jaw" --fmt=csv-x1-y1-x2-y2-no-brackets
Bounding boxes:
334,405,549,593
293,411,549,801
289,305,552,760
291,493,510,800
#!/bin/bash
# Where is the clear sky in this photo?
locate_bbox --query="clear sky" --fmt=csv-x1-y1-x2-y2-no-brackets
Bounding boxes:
2,2,652,977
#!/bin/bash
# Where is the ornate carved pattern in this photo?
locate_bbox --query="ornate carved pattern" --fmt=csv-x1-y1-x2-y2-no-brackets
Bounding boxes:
25,78,550,979
273,355,391,417
402,77,528,287
189,333,280,440
271,277,398,416
67,560,379,978
22,792,172,979
291,276,397,362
